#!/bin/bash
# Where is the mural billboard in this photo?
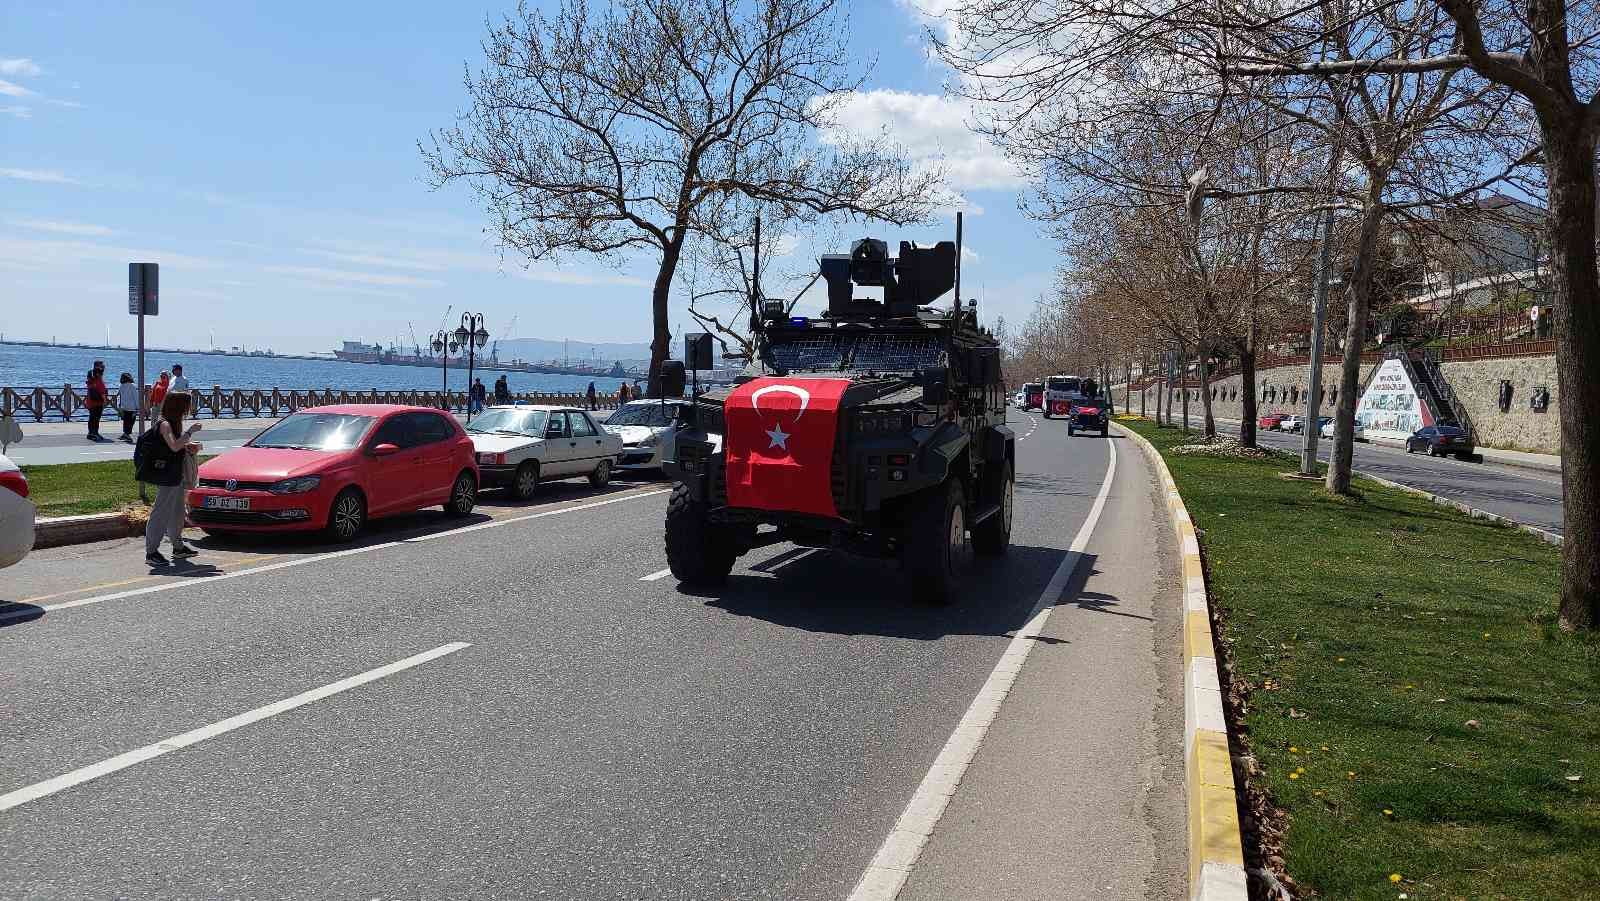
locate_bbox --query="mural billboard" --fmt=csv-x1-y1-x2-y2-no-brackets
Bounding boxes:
1356,357,1433,440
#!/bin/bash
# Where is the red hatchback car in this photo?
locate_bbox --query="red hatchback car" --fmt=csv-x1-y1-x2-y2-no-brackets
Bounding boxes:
1258,412,1289,431
188,404,478,541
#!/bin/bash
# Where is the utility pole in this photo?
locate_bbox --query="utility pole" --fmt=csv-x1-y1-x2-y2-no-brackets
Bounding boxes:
1300,206,1336,476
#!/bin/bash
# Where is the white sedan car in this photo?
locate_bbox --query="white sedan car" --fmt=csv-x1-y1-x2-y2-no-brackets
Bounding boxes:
1320,418,1365,441
602,399,690,471
0,453,35,569
466,406,622,500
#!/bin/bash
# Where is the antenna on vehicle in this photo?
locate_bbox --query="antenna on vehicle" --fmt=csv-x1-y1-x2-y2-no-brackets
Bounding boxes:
954,210,963,317
750,213,763,336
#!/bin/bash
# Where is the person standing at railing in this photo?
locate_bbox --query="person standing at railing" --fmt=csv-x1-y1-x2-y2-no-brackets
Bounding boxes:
116,373,138,442
148,371,171,422
170,363,189,392
470,378,487,414
586,381,598,410
85,364,108,442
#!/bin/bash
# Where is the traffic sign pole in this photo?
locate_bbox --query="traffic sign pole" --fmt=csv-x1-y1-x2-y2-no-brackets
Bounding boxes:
130,263,159,502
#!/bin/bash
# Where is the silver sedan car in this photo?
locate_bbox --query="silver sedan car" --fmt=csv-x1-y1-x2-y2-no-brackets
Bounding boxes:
602,399,691,470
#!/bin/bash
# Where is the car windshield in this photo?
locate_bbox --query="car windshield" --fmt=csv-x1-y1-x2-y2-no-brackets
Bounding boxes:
767,332,944,374
466,408,550,436
1046,377,1081,393
251,413,374,450
605,402,679,427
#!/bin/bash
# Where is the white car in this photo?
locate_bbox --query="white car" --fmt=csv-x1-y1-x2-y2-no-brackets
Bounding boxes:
465,405,622,500
1320,418,1365,441
1281,414,1305,433
0,453,35,569
602,399,689,471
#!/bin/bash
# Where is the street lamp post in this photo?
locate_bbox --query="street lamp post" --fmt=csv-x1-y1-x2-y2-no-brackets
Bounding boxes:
431,329,460,411
456,312,490,422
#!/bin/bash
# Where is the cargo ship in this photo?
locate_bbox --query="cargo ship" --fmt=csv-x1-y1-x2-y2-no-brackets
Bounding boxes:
333,341,628,377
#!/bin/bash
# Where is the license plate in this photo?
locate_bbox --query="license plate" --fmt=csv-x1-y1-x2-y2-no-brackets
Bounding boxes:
204,496,250,510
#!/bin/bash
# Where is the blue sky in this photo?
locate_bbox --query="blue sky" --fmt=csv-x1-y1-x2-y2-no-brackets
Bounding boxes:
2,1,1055,355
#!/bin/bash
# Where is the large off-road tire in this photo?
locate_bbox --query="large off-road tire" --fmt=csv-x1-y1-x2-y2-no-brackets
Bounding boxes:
1067,422,1075,436
973,459,1013,556
665,483,738,586
1101,423,1109,437
512,461,540,500
905,478,972,604
325,488,366,542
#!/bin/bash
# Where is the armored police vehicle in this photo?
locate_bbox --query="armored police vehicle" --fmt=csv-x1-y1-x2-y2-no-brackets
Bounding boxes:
662,230,1014,603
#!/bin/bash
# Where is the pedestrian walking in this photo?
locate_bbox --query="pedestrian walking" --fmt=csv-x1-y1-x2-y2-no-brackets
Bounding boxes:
495,375,511,405
85,364,108,441
138,391,202,567
116,372,139,442
149,371,171,415
618,382,631,404
586,381,598,411
170,364,190,392
470,378,487,414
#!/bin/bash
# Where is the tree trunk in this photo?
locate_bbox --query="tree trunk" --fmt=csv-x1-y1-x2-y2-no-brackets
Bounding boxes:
646,236,686,398
1326,189,1387,495
1542,125,1600,631
1179,346,1191,431
1199,349,1215,438
1238,343,1258,448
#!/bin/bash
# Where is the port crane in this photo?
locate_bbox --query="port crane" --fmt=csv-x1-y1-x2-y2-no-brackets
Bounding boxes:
490,314,518,362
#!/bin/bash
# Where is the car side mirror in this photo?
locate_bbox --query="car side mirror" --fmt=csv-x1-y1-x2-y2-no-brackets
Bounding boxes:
371,443,399,457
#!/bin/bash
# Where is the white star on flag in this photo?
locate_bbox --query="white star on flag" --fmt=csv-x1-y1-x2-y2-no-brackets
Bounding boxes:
766,423,790,450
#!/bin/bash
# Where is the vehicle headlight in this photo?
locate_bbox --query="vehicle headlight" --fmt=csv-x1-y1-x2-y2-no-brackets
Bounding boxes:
268,475,322,495
640,432,660,448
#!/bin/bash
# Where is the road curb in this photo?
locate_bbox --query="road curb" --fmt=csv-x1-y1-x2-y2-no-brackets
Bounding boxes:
33,511,140,549
1353,470,1564,545
1112,422,1247,901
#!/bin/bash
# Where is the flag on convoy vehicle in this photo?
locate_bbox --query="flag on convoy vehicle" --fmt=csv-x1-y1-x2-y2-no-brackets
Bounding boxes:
724,377,850,519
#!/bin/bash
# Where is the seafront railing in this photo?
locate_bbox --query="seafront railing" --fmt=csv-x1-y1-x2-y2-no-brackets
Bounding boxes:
1,385,625,422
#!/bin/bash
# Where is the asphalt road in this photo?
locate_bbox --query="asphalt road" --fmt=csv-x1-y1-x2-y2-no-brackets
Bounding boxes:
0,409,1184,899
1218,421,1565,536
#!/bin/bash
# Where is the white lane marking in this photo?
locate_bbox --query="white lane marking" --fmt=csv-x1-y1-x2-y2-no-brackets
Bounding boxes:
4,489,670,624
848,435,1119,901
0,642,471,812
747,546,818,573
1014,412,1038,442
639,567,674,582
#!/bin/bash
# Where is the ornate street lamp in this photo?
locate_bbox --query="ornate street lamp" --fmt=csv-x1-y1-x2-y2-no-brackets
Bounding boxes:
458,312,489,421
431,329,460,411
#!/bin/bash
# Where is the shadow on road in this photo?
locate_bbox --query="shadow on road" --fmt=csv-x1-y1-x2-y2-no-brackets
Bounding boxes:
686,545,1106,643
0,601,45,628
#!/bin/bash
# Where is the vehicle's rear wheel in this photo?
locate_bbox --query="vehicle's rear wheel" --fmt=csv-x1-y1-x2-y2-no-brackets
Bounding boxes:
1067,422,1075,436
589,458,612,488
512,461,540,500
906,478,971,604
445,471,476,516
665,483,738,585
1101,423,1109,437
325,488,365,542
973,459,1013,556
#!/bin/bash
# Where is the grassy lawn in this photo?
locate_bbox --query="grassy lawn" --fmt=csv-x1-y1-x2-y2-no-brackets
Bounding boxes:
22,460,150,518
1123,419,1599,900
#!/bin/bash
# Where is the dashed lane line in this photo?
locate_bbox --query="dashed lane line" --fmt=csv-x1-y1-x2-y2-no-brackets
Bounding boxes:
0,642,472,812
848,432,1119,901
0,488,670,625
639,567,674,582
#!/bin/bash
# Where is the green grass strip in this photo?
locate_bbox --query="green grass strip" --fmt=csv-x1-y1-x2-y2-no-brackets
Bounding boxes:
1123,419,1599,900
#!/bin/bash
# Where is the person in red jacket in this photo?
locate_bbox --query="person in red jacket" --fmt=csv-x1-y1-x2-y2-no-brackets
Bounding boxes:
85,362,108,442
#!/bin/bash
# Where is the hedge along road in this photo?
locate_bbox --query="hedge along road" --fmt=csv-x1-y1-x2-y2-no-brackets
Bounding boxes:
0,408,1184,900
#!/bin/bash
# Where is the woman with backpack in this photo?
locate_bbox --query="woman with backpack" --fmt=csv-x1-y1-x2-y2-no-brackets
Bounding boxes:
139,391,202,566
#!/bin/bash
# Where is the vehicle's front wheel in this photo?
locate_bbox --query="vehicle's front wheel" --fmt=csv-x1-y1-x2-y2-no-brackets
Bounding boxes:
325,488,366,542
589,459,612,487
905,478,971,604
973,459,1013,556
445,471,476,516
665,483,738,586
512,461,540,500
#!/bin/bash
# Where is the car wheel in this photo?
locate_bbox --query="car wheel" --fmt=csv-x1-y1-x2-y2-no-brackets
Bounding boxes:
906,478,971,605
325,488,366,542
589,458,612,488
445,471,477,516
665,482,738,586
512,461,540,501
1101,424,1109,437
1067,422,1074,436
973,459,1013,556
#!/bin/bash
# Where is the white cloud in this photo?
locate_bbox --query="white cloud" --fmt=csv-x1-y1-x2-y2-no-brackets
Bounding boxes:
8,218,114,236
511,266,650,288
0,58,42,77
0,78,32,98
46,98,84,109
961,244,981,263
0,236,227,272
263,264,444,289
302,248,447,272
0,105,29,119
0,167,78,184
814,89,1025,192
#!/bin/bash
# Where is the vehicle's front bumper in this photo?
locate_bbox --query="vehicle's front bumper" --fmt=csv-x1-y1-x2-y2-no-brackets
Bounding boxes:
616,444,664,470
186,487,329,531
477,463,518,487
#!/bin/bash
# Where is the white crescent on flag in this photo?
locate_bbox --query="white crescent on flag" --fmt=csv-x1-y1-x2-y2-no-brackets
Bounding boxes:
750,384,811,421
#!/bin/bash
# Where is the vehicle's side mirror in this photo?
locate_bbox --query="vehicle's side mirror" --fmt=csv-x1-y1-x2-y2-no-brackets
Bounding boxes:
921,367,949,406
371,443,399,457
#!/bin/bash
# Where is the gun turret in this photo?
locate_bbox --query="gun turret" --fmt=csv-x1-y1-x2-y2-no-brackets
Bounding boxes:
820,238,956,319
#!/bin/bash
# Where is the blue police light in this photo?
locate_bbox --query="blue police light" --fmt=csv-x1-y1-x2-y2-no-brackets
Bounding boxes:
789,316,808,327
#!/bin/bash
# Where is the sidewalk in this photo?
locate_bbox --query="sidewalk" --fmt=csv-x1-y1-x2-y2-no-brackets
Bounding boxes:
1206,415,1562,474
12,416,286,440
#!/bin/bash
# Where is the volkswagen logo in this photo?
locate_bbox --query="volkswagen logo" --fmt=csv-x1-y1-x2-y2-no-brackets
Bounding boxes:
225,478,238,492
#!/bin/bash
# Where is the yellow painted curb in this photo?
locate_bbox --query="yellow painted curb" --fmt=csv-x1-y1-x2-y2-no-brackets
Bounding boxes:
1112,421,1248,901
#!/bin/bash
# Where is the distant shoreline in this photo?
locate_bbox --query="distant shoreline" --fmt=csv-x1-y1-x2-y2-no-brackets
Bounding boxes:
0,338,333,363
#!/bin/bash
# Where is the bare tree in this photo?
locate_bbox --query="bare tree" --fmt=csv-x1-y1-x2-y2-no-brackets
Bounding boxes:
424,0,939,394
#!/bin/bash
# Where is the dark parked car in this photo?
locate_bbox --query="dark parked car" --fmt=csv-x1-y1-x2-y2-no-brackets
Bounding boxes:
1405,425,1475,458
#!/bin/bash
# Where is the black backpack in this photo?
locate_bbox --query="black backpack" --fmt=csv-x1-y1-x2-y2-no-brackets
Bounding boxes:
134,427,181,486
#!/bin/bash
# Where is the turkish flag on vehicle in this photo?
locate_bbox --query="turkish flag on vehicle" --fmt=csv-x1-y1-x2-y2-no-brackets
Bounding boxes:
724,376,850,519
